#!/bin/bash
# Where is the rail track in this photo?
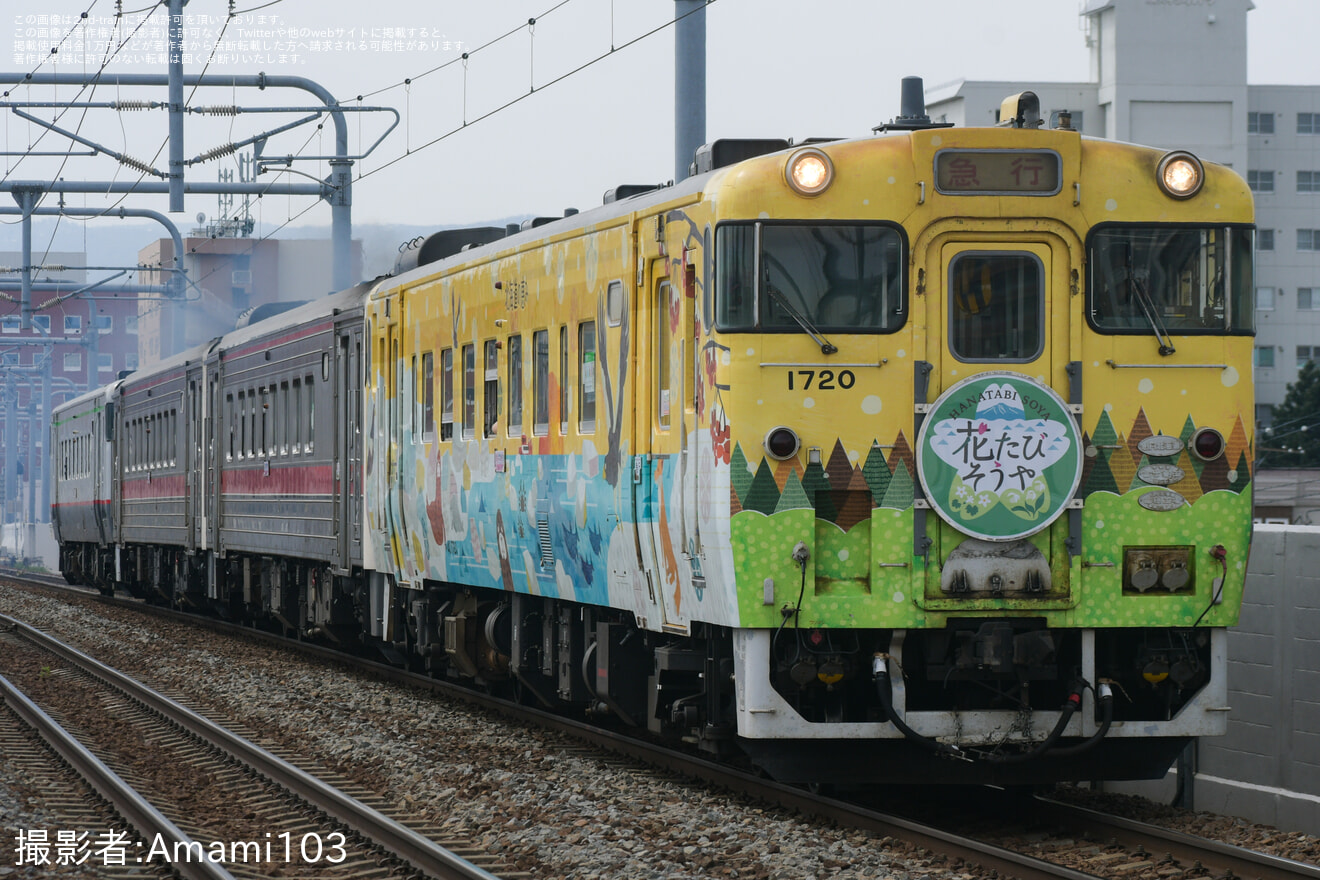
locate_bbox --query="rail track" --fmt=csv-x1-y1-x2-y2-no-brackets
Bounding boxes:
0,608,518,880
3,570,1317,880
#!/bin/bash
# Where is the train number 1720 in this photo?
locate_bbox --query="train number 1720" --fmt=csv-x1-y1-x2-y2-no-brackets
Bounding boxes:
786,369,856,391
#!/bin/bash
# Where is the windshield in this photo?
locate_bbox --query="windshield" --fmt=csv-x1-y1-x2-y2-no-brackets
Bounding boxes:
1088,226,1254,335
715,222,906,333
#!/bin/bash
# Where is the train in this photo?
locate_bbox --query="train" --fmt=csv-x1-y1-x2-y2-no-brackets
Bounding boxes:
52,84,1256,785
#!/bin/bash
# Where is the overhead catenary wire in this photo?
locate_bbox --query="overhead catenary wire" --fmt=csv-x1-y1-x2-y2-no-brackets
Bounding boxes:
356,0,720,185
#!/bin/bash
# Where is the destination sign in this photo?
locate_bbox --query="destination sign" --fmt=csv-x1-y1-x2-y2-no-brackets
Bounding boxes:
934,150,1062,195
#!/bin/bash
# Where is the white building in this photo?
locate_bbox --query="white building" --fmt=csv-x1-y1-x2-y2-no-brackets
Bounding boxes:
926,0,1317,427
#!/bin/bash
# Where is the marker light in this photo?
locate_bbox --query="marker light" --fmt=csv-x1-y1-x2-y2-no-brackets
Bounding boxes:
1157,151,1204,199
1191,427,1225,461
764,426,801,460
785,148,834,196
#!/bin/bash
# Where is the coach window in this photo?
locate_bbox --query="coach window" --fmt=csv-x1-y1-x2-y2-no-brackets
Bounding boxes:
657,281,672,430
462,344,475,439
483,339,500,438
533,329,549,436
579,321,597,432
259,390,269,457
948,252,1044,362
411,355,419,437
279,381,290,455
305,376,315,453
291,380,302,455
440,348,454,441
422,351,435,438
559,325,569,434
508,334,524,437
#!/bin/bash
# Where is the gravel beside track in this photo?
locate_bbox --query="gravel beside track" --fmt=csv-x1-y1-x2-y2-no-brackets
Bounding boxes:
0,586,921,880
2,582,1316,879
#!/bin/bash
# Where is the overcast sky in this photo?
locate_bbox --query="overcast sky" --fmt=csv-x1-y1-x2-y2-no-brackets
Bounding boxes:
3,0,1316,237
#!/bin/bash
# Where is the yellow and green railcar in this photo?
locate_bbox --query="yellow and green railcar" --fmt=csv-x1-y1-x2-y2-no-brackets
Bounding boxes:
363,90,1254,784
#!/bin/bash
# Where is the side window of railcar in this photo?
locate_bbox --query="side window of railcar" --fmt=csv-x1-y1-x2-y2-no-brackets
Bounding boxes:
1087,226,1255,334
440,348,453,441
658,281,672,431
422,352,435,439
279,381,290,455
226,395,234,460
462,344,475,439
305,376,315,454
410,355,419,437
559,326,569,435
258,391,269,458
533,330,549,436
508,334,523,437
579,321,597,432
291,379,302,455
948,252,1044,363
483,339,499,438
714,222,906,333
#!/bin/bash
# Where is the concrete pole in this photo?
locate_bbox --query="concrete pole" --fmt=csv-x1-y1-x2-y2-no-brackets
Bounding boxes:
13,187,39,330
674,0,706,182
3,376,16,527
168,0,187,212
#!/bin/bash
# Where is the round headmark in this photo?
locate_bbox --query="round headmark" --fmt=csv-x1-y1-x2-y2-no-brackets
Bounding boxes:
916,372,1082,542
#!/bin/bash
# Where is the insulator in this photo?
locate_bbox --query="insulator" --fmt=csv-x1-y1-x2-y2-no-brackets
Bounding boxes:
111,100,154,111
198,143,238,162
194,105,239,116
39,265,67,272
118,154,157,175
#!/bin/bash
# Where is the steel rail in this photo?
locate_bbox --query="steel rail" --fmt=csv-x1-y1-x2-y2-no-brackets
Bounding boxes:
1,613,503,880
33,593,1098,880
1035,796,1320,880
0,670,237,880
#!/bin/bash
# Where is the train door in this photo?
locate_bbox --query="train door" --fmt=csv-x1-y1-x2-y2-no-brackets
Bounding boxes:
185,368,203,554
633,255,692,630
337,325,364,569
382,296,409,586
917,230,1081,603
206,359,221,557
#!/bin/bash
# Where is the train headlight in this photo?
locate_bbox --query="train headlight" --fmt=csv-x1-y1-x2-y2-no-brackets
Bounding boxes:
785,148,834,196
764,426,801,460
1157,151,1203,199
1190,427,1225,461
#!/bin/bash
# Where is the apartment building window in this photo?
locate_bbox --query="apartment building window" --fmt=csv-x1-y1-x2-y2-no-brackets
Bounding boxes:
33,315,50,333
1300,112,1320,135
1299,171,1320,194
95,314,112,333
1258,229,1274,251
1,316,18,333
1300,288,1320,311
1256,287,1275,310
1248,111,1274,134
1247,170,1274,193
1255,346,1275,368
98,353,113,373
1,352,16,366
1300,230,1320,252
125,353,139,371
125,315,138,334
64,315,81,334
1299,346,1318,365
64,351,81,371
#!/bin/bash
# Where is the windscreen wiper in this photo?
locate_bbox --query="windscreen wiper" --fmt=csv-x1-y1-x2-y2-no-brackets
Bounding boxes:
1125,254,1176,356
766,285,838,355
